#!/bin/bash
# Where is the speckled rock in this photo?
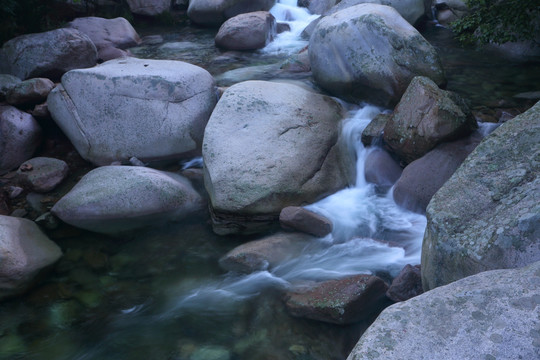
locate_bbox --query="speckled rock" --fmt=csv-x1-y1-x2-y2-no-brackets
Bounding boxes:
67,17,141,50
0,106,42,175
47,57,216,165
219,232,314,273
383,76,477,164
0,215,63,300
187,0,276,26
215,11,276,50
284,274,389,324
6,78,55,107
51,166,204,234
16,157,69,193
322,0,425,25
309,4,445,107
347,262,540,360
422,101,540,291
0,28,97,80
203,80,348,235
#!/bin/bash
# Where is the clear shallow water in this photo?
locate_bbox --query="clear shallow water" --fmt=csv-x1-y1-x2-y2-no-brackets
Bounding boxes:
2,3,539,360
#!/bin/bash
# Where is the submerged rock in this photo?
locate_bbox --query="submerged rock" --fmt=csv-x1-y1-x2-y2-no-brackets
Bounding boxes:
187,0,276,27
0,28,97,80
47,57,217,166
215,11,276,50
383,76,477,164
51,166,204,234
309,4,445,107
347,262,540,360
422,101,540,290
219,232,314,273
203,80,348,235
0,215,63,301
284,274,389,324
0,105,42,175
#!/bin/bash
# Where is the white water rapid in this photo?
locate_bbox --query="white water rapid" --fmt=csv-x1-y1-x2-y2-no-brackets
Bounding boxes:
159,105,427,317
263,0,319,54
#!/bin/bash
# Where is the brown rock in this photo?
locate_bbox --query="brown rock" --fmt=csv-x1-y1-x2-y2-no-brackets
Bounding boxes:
215,11,276,50
361,113,390,147
284,274,389,324
279,206,332,237
385,264,423,302
364,148,402,192
17,157,69,193
6,78,55,107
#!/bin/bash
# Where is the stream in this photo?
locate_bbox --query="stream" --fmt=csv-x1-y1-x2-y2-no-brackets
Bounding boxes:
1,1,539,359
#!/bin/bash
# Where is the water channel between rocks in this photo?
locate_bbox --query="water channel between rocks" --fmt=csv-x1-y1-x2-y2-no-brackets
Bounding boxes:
1,1,540,359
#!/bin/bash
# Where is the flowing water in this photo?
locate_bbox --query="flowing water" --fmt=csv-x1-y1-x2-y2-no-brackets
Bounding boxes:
1,1,539,359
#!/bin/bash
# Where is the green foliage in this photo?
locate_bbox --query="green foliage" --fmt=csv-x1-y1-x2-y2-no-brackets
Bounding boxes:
451,0,540,45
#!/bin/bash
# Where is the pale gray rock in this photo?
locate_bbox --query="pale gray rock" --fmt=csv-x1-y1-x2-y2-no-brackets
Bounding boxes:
279,206,332,237
298,0,338,15
309,4,445,107
0,215,63,300
51,166,204,234
203,80,348,234
47,57,217,165
187,0,276,26
422,101,540,290
393,134,481,213
126,0,170,15
0,75,21,101
0,28,97,80
219,232,314,273
215,11,276,50
347,262,540,360
0,106,42,175
284,274,389,324
6,78,55,107
16,157,69,193
383,76,477,164
67,17,141,50
325,0,425,24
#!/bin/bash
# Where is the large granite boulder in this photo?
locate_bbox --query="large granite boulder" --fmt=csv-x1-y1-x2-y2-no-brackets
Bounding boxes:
219,232,314,273
203,80,348,234
422,101,540,291
51,166,204,234
392,134,481,213
0,215,63,301
284,274,389,324
47,57,217,166
187,0,276,26
347,262,540,360
215,11,276,50
383,76,477,164
309,4,445,107
126,0,170,15
324,0,425,25
0,106,42,175
0,28,97,80
67,17,141,61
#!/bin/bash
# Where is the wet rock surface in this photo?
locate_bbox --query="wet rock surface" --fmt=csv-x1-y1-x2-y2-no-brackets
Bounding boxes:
385,264,422,302
279,206,333,237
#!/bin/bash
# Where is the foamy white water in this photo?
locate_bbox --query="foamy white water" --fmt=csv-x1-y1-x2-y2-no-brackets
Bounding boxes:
263,0,319,54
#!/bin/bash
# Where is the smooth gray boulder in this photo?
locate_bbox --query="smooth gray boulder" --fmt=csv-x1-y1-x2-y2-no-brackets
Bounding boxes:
126,0,170,15
187,0,276,26
284,274,389,324
309,4,445,107
51,166,204,234
347,262,540,360
383,76,477,164
47,58,217,166
0,28,97,80
67,17,141,50
422,101,540,291
16,157,69,193
0,215,63,300
6,78,55,107
215,11,276,50
0,106,42,175
0,75,21,101
393,134,481,214
219,232,314,273
203,80,348,234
